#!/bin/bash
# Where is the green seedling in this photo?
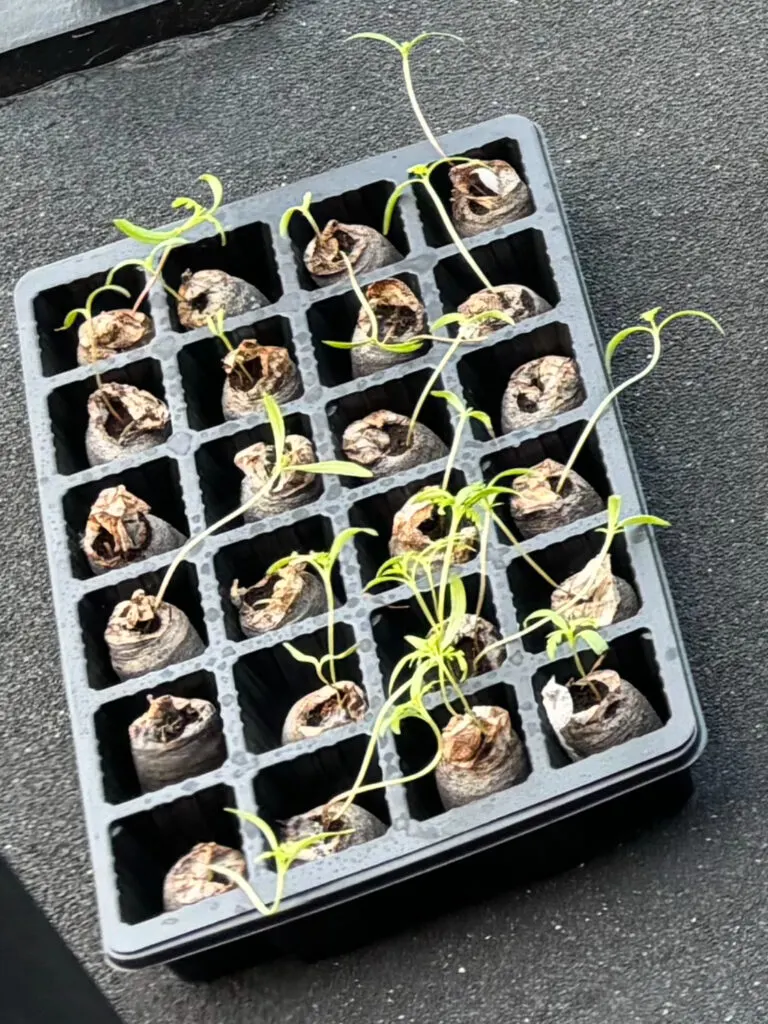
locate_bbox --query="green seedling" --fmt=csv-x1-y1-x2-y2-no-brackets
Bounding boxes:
57,283,132,379
205,309,254,384
214,810,353,916
555,306,723,494
153,396,373,607
266,526,377,691
475,494,670,666
347,33,463,159
279,191,322,241
525,609,608,701
321,252,426,357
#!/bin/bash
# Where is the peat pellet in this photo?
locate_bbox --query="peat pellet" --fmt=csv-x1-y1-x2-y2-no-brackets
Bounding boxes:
129,694,226,792
222,340,301,420
304,220,401,287
85,383,171,467
509,458,603,538
230,565,325,638
82,485,186,575
105,589,205,681
457,284,551,341
281,802,387,863
501,355,585,433
176,269,268,330
350,278,426,378
551,554,639,626
389,489,477,563
450,160,533,238
281,682,368,744
436,705,528,810
235,435,322,523
163,842,246,912
77,309,155,366
342,410,448,479
542,670,662,760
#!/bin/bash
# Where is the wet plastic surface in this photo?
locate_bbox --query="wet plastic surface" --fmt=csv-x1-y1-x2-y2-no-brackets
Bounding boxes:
14,116,705,971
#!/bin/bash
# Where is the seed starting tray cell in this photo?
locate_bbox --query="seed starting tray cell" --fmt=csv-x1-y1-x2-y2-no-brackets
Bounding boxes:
15,116,705,969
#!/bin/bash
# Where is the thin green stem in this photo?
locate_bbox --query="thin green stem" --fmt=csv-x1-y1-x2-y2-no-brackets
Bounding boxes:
421,178,495,291
474,511,492,621
321,570,338,689
407,335,462,447
490,511,560,588
555,330,661,494
132,246,172,313
441,412,468,491
345,714,444,801
573,649,587,677
402,52,446,158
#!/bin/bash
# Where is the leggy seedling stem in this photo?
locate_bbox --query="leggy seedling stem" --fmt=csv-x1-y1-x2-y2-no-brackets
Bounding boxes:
555,307,723,494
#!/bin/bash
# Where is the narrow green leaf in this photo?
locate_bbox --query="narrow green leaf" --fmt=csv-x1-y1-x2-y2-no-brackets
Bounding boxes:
322,339,367,350
297,460,374,478
658,309,724,336
225,809,280,852
346,31,405,52
604,324,652,375
113,218,173,245
442,575,468,647
279,206,297,239
328,526,378,567
208,863,272,917
431,389,466,416
619,514,671,530
579,629,609,656
546,633,561,662
282,642,323,668
430,312,464,332
469,409,494,435
58,309,83,331
261,393,286,469
376,338,425,354
199,172,224,212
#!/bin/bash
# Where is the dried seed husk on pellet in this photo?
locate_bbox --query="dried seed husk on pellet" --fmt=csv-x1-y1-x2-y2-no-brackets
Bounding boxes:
105,589,205,681
436,705,528,810
77,309,155,366
342,410,448,479
501,355,585,433
163,842,246,912
350,278,426,378
129,694,226,792
551,554,639,627
509,458,603,538
389,489,477,564
430,613,507,678
235,435,322,523
450,160,533,238
281,682,368,745
230,564,325,638
176,269,268,330
221,340,301,420
457,284,551,341
542,669,662,760
304,220,402,287
82,485,186,575
281,802,387,863
85,383,170,467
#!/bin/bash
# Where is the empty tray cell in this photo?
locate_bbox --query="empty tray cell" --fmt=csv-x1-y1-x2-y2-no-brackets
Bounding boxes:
47,357,167,476
457,321,584,437
394,681,530,821
111,784,241,925
370,573,501,687
164,222,282,331
94,670,222,804
213,515,342,642
285,180,410,291
532,629,668,769
178,314,300,430
481,419,611,543
415,136,534,248
196,412,317,528
62,455,188,579
233,622,362,754
306,272,427,386
78,561,208,690
32,265,150,377
325,368,453,487
508,528,639,652
253,735,389,857
433,229,559,318
348,469,467,588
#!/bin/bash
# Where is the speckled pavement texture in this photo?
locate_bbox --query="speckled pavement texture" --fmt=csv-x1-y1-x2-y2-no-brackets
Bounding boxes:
0,1,764,1021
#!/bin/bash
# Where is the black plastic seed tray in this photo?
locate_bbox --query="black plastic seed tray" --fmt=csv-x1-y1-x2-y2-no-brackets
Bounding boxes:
14,116,705,972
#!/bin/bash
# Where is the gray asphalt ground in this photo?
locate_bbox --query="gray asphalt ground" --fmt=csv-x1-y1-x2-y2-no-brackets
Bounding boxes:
1,1,765,1021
